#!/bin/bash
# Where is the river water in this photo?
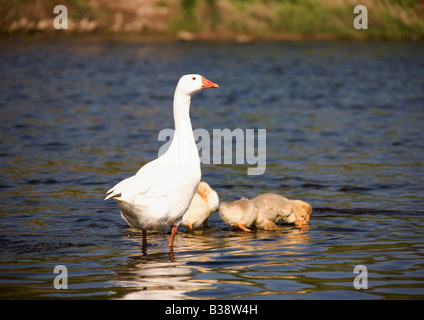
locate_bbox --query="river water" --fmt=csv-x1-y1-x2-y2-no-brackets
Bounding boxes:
0,38,423,299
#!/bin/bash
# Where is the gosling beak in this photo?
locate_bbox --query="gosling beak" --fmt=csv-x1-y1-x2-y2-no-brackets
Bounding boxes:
201,193,207,200
296,219,307,227
201,76,219,89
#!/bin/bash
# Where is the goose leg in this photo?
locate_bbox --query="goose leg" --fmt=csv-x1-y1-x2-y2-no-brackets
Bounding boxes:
237,222,251,232
169,226,178,247
187,222,193,232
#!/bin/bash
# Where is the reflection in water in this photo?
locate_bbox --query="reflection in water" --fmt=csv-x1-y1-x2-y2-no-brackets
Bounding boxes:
115,223,311,299
116,257,214,300
115,234,218,299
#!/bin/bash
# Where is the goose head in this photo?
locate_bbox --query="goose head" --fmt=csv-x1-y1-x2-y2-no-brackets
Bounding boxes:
197,181,219,211
292,200,312,226
285,200,312,227
176,74,219,96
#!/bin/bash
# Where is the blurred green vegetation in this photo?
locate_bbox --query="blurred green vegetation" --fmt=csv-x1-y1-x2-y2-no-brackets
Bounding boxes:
1,0,424,40
171,0,424,39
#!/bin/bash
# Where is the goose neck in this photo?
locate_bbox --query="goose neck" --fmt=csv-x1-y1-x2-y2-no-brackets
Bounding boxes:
173,91,193,136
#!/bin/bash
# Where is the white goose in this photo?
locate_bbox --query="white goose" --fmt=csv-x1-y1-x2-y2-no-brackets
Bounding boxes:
180,181,219,231
105,74,219,247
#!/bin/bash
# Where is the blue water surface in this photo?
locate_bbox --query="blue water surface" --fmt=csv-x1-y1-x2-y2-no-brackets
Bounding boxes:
0,38,423,299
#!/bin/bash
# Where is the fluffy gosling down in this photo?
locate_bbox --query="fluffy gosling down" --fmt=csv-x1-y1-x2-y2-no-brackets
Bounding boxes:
251,193,312,228
219,198,258,232
219,193,312,231
180,181,219,231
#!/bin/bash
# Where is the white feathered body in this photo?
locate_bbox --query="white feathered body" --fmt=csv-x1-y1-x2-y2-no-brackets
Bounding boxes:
106,138,201,230
105,88,201,231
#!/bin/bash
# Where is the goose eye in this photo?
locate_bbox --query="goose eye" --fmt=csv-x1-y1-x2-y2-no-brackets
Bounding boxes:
192,77,196,80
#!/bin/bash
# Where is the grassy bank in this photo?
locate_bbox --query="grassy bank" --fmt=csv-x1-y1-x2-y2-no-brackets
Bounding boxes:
1,0,424,40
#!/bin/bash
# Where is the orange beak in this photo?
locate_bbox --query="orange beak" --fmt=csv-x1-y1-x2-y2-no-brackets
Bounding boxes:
201,76,219,89
295,219,307,227
201,193,207,200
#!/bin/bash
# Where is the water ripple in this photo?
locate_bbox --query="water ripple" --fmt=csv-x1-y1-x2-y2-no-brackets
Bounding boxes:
0,39,423,299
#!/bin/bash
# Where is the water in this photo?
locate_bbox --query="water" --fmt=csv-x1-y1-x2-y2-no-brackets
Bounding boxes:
0,38,424,299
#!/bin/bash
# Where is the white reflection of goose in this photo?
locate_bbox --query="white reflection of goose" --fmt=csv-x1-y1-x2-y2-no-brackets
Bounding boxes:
117,260,215,300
